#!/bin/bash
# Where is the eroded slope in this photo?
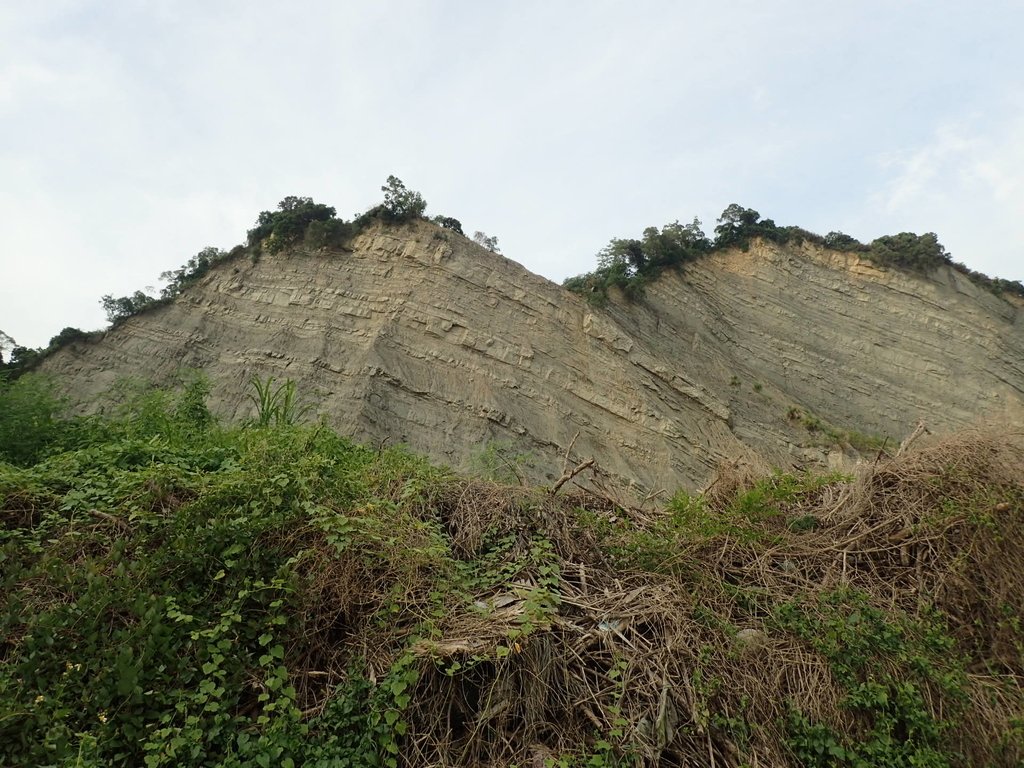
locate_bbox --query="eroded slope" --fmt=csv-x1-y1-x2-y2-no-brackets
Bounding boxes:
43,221,1024,491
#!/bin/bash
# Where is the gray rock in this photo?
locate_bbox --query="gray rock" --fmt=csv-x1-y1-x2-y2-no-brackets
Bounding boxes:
41,220,1024,494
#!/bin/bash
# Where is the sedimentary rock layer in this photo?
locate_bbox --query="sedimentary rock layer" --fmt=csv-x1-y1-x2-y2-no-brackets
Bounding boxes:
42,220,1024,492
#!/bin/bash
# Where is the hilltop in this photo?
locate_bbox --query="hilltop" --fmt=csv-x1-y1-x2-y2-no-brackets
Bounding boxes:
33,209,1024,494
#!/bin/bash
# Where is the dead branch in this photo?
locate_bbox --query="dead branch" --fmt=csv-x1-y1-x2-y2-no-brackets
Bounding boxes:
549,458,595,495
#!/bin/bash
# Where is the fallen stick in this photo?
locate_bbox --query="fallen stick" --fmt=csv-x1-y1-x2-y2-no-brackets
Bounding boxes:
549,458,595,495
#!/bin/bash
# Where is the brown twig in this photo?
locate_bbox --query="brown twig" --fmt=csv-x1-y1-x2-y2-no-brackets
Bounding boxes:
549,458,595,495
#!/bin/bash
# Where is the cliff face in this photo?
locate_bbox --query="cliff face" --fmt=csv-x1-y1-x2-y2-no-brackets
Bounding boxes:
42,220,1024,491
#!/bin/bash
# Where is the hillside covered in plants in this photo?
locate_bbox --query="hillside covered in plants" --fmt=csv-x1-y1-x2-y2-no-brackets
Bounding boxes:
1,374,1022,766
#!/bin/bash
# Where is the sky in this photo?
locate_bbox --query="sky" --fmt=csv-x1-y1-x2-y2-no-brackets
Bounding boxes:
2,0,1023,349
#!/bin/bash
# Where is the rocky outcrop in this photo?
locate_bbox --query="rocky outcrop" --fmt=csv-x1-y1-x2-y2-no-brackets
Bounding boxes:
607,241,1024,465
42,220,1024,492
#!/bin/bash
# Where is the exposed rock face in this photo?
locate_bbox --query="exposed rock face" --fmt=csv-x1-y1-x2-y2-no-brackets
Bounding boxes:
42,220,1024,492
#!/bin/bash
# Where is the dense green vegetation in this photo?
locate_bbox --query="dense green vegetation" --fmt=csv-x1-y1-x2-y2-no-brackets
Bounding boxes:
562,219,711,302
564,204,1024,303
101,291,163,325
1,376,1021,766
247,196,340,253
431,216,464,235
243,178,431,256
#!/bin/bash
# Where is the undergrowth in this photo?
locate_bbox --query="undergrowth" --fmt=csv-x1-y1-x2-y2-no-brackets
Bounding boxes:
787,406,889,453
1,377,1022,766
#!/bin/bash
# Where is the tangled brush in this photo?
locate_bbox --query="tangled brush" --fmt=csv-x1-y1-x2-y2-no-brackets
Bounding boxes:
284,429,1024,766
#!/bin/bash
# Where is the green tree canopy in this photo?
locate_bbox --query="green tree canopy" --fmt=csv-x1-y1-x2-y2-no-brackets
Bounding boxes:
713,204,780,249
101,291,159,325
160,247,227,299
432,215,464,235
824,231,865,251
380,176,427,221
247,197,337,252
47,327,89,349
867,232,951,272
639,218,710,270
566,203,1022,304
563,219,709,303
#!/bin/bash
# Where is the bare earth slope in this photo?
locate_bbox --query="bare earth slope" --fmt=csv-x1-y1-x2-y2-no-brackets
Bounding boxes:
42,220,1024,491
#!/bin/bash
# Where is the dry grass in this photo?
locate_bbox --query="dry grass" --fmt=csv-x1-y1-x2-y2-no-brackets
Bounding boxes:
286,430,1024,766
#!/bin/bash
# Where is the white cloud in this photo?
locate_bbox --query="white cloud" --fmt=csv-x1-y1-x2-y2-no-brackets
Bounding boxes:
870,108,1024,279
0,61,57,107
3,2,1024,348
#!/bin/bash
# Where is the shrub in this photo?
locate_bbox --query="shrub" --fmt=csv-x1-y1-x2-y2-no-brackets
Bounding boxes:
100,291,161,325
1,379,1022,766
432,215,464,235
47,327,89,349
305,218,353,250
380,176,427,222
565,204,1020,305
824,231,866,251
563,218,708,302
160,247,228,300
248,197,338,253
472,231,501,253
867,232,951,273
0,373,69,464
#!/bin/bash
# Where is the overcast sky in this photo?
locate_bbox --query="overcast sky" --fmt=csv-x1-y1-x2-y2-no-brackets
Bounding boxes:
3,1,1023,349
